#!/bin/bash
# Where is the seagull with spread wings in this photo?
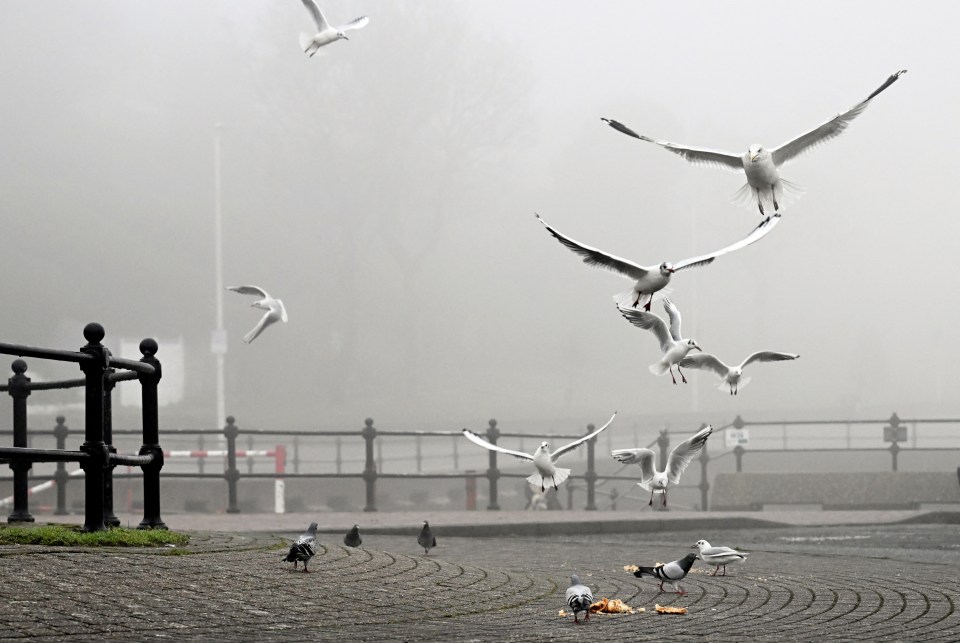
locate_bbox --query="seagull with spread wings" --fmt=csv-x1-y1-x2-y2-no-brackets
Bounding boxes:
536,212,780,310
298,0,369,57
462,412,617,492
603,69,906,215
612,425,713,507
680,351,799,395
226,285,288,343
617,298,700,384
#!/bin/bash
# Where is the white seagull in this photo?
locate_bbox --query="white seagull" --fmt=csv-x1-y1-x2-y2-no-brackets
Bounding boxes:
680,351,799,395
612,424,713,507
617,298,700,384
536,212,780,310
226,285,288,343
692,539,749,576
603,69,907,215
298,0,369,57
462,412,617,492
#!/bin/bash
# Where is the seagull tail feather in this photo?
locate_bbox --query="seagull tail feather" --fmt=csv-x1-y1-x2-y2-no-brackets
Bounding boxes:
649,361,670,376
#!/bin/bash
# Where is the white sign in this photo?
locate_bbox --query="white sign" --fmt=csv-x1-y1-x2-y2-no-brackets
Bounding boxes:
725,428,749,449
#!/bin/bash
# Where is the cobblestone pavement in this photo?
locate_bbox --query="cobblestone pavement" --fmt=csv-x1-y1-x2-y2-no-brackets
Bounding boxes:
0,517,958,641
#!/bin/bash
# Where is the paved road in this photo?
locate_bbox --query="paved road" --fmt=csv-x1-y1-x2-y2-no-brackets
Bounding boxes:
0,511,958,641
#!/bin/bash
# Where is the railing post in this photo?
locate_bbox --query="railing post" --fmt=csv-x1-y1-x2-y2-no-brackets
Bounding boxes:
584,423,598,511
452,435,459,471
247,435,255,474
335,436,342,475
362,418,378,512
415,434,422,473
136,338,165,529
566,481,574,510
102,368,120,527
657,429,670,471
224,416,240,513
610,487,619,511
890,441,900,472
78,323,108,532
53,416,69,515
698,428,710,511
292,435,300,474
197,434,205,475
485,419,501,510
733,445,745,473
7,359,34,523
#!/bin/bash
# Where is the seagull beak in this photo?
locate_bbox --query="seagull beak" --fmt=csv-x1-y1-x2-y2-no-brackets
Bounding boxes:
749,152,758,162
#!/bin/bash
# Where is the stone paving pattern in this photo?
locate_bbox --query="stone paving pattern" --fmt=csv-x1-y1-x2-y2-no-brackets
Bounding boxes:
0,511,958,641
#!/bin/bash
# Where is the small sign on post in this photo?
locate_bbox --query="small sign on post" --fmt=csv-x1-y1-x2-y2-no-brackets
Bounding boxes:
725,428,749,449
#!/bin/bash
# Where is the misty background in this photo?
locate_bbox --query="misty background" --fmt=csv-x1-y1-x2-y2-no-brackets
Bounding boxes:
0,1,956,442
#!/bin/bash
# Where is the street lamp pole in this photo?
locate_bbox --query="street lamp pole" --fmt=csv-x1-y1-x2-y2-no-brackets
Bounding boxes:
212,124,227,431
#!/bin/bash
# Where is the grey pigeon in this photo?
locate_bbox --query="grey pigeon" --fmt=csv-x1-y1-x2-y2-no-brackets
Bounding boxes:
344,524,362,548
633,552,698,594
417,520,436,555
692,539,749,576
282,522,318,573
565,574,594,624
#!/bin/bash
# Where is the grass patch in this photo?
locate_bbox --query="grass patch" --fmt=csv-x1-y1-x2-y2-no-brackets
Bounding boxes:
0,524,189,547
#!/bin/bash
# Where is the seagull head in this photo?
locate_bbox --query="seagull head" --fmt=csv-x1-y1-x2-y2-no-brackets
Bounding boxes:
687,339,701,351
659,261,675,275
537,441,550,453
748,144,766,162
337,30,349,40
692,539,710,550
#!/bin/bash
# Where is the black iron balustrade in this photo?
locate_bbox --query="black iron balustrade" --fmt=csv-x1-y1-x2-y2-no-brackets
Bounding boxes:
0,323,165,531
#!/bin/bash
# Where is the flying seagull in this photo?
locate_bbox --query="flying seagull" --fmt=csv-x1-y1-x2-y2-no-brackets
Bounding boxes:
298,0,369,57
617,298,700,384
633,552,698,594
612,425,713,507
679,351,799,395
603,69,907,215
692,539,749,576
536,212,780,310
226,285,288,343
282,522,318,572
565,575,594,624
343,524,362,548
418,520,436,555
462,412,617,492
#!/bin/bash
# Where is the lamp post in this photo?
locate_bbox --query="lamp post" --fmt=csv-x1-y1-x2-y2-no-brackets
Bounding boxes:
211,123,228,431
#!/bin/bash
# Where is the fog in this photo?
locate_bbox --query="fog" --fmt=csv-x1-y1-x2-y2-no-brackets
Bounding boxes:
0,1,956,434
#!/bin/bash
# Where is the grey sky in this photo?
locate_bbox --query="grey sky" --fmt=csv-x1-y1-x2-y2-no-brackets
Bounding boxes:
0,2,955,434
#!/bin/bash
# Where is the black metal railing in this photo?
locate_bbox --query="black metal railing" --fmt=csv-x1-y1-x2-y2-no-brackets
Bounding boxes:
0,323,165,531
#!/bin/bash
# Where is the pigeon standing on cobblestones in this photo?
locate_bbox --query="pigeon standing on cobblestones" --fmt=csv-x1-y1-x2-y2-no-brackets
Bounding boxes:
344,524,362,548
418,521,436,555
634,552,698,595
565,575,594,624
692,539,749,576
462,412,617,492
282,522,318,573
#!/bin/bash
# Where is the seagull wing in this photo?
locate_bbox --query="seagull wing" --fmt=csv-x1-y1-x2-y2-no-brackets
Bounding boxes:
673,213,781,271
550,412,617,461
661,297,683,342
740,351,799,369
536,214,648,280
227,285,270,298
601,118,743,172
617,306,673,354
242,311,275,343
461,429,534,462
277,300,289,323
611,448,656,483
340,15,369,31
666,425,713,484
300,0,330,30
678,353,731,379
772,70,906,166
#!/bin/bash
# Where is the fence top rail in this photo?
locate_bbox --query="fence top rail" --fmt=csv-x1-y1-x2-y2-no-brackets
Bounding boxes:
107,356,155,376
0,342,93,366
737,417,960,428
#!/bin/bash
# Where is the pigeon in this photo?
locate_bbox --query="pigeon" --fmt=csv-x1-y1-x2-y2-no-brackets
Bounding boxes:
298,0,369,57
536,212,779,310
565,575,594,624
602,69,906,215
679,351,799,395
226,285,288,343
692,539,749,576
418,521,436,555
282,522,318,572
617,298,700,384
612,425,713,507
343,524,362,548
462,412,617,492
633,552,698,594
